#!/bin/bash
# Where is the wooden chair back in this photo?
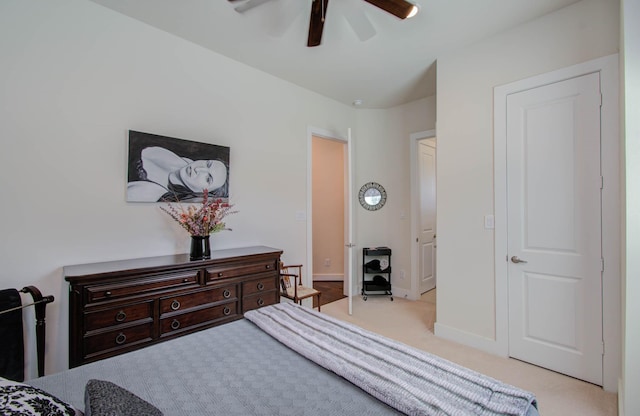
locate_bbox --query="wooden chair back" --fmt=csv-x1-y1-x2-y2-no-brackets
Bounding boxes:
279,262,322,312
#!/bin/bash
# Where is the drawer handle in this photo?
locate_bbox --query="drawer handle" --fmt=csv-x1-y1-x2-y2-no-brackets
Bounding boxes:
171,319,181,330
171,300,181,311
222,289,231,299
115,332,126,345
182,278,189,283
218,272,223,277
104,291,112,297
257,298,265,306
115,310,127,322
257,282,265,291
265,264,271,269
223,306,231,316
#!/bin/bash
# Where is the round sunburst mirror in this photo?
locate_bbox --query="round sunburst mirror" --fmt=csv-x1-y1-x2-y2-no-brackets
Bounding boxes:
358,182,387,211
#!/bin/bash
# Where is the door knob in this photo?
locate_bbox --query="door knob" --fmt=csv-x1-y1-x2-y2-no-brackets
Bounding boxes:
511,256,528,264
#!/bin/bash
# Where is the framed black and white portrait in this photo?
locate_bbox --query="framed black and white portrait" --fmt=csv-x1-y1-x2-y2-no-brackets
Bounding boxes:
127,130,230,203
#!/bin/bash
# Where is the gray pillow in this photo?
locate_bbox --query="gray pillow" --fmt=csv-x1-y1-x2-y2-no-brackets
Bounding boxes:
84,379,162,416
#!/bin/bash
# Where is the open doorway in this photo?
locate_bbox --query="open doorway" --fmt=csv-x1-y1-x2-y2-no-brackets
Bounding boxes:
417,137,436,294
310,134,347,307
410,130,437,330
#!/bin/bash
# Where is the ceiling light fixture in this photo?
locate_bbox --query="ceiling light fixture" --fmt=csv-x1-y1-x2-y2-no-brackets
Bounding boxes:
231,0,419,46
353,99,363,106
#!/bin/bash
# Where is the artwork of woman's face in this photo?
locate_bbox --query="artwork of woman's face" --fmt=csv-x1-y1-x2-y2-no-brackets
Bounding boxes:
171,160,227,193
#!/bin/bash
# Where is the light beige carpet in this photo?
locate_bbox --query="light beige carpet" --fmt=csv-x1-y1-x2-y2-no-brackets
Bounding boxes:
321,291,617,416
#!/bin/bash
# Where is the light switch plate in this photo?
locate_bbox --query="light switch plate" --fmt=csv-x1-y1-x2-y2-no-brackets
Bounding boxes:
484,215,495,229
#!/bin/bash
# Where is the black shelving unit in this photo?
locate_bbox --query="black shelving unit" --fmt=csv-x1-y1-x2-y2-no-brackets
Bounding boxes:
361,247,393,301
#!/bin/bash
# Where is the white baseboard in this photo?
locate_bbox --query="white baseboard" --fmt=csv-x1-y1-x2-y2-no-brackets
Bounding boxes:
313,273,344,282
434,322,505,357
390,287,410,299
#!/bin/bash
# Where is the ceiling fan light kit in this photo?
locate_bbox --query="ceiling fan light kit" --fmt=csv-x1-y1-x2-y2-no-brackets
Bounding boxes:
308,0,418,46
229,0,419,47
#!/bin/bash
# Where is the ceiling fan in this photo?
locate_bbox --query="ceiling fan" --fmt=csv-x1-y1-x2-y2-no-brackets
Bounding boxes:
228,0,419,47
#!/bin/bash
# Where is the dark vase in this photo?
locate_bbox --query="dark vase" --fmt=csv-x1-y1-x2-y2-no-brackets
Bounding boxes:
190,235,211,261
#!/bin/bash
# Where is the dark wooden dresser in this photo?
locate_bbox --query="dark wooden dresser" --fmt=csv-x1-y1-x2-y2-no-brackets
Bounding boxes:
64,245,282,368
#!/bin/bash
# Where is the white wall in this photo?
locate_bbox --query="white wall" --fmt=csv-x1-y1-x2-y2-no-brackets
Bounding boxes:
353,95,436,296
621,0,640,413
0,0,357,376
435,0,619,343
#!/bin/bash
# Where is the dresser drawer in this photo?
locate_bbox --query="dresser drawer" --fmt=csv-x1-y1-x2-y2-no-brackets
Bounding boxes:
243,290,278,312
242,276,278,297
160,303,238,335
159,286,237,315
84,322,153,357
205,260,276,282
86,270,199,303
85,301,153,331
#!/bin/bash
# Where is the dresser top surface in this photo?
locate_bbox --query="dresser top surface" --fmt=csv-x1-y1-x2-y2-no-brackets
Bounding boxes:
64,245,282,281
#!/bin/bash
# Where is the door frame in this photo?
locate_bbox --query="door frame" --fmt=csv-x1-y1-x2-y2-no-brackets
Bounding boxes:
409,129,436,301
493,54,620,391
306,126,352,306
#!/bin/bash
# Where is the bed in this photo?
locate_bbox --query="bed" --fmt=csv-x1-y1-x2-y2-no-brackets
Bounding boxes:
18,303,538,416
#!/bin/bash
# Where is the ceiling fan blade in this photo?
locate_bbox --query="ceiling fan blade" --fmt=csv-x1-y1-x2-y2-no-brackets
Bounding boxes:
307,0,329,47
363,0,416,19
233,0,273,13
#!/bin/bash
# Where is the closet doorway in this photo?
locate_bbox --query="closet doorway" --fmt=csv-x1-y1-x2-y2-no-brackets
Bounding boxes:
410,130,437,299
310,133,348,300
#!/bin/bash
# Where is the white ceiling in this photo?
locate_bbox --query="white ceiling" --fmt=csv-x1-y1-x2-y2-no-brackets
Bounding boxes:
88,0,581,109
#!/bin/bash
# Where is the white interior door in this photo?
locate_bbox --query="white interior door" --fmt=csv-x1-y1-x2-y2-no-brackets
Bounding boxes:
418,140,436,294
506,72,603,385
346,128,354,315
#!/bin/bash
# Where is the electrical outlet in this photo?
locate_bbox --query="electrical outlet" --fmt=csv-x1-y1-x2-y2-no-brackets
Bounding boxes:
399,269,405,279
324,258,331,267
